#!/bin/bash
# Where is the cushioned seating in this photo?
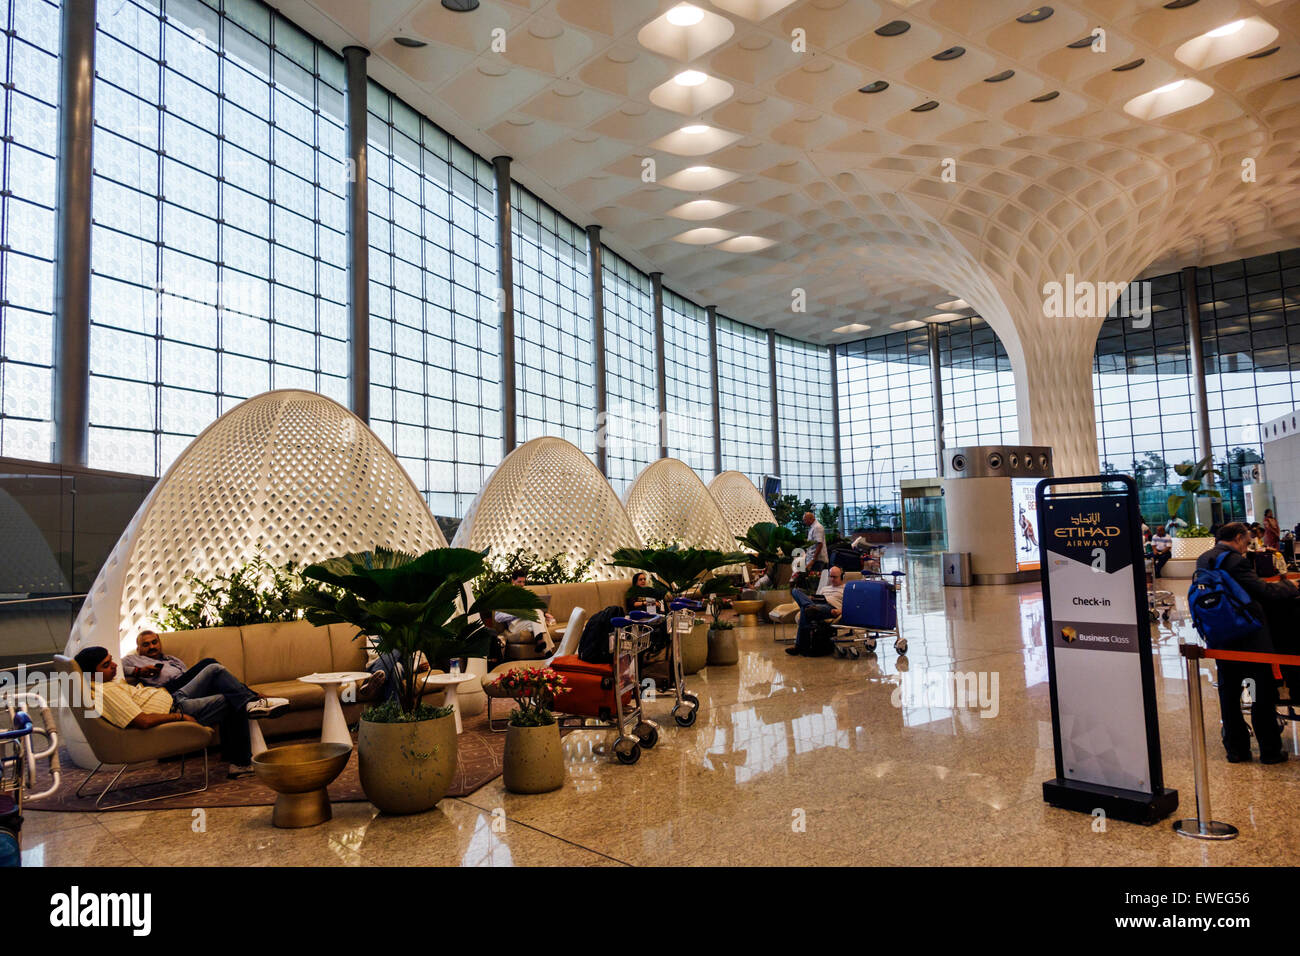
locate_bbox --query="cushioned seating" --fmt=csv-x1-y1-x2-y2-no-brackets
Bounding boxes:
483,606,588,730
56,655,216,807
526,579,632,641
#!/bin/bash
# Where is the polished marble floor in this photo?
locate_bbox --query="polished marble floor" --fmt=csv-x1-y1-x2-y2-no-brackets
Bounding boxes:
22,552,1300,866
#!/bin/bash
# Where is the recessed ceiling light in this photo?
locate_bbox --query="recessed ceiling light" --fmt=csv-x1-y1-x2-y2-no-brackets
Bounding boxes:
911,100,940,111
1031,90,1060,102
1016,7,1054,23
666,3,705,27
985,70,1015,82
933,46,965,60
1206,19,1246,38
1153,79,1185,94
394,36,428,48
674,69,708,87
1113,58,1145,71
1284,72,1300,81
834,323,871,334
1163,0,1198,8
441,0,479,11
681,124,709,134
859,80,889,93
1067,34,1098,49
875,20,910,37
1248,46,1280,59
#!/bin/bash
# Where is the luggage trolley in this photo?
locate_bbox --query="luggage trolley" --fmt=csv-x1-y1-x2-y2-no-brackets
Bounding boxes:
658,598,702,728
552,610,662,765
831,578,908,658
1,691,61,866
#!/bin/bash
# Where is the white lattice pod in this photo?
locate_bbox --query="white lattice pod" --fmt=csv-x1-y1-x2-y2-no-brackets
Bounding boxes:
65,390,446,661
623,458,733,552
452,436,642,580
708,470,778,543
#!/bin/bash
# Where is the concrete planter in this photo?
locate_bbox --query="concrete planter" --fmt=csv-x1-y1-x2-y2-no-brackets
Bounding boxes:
707,626,739,666
1171,536,1213,561
503,722,565,794
357,710,457,815
681,621,709,674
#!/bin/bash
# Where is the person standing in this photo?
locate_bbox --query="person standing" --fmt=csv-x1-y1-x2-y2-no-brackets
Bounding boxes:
802,511,827,573
1263,509,1281,550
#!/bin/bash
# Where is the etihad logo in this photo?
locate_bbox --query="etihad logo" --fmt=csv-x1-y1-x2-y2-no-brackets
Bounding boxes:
1054,526,1121,538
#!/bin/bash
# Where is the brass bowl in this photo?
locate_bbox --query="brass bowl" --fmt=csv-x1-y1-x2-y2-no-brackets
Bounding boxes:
253,742,352,828
732,599,766,627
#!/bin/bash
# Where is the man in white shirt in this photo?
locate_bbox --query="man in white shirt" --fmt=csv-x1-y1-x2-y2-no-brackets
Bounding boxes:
803,512,827,572
1150,525,1173,578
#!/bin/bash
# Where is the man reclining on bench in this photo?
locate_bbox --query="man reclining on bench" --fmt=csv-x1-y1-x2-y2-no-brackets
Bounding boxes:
786,566,846,657
74,645,289,779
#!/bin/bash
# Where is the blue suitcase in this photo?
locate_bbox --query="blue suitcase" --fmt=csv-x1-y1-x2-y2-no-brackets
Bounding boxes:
841,579,896,630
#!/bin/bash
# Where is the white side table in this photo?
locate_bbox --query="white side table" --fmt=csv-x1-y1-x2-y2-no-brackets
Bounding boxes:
423,673,476,733
298,671,371,748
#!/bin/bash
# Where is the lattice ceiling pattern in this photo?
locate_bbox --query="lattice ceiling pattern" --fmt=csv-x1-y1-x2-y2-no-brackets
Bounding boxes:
284,0,1300,345
708,469,779,540
452,436,644,579
624,457,736,549
66,390,448,657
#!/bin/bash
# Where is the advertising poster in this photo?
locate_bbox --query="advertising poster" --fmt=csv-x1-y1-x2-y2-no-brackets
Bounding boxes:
1037,477,1175,822
1012,477,1040,571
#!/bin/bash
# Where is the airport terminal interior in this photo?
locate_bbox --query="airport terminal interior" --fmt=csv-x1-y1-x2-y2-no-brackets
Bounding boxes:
2,0,1300,869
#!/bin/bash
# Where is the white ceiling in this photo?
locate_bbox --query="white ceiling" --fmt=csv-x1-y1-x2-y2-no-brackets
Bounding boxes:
273,0,1300,345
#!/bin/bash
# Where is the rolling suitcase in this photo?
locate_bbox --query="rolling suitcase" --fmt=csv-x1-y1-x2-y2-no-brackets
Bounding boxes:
550,655,630,722
841,579,897,630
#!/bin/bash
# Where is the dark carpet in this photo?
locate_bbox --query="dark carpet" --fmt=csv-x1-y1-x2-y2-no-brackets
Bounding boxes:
25,711,506,812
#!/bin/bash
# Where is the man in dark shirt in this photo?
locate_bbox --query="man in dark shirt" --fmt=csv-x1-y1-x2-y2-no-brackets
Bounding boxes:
1196,523,1295,764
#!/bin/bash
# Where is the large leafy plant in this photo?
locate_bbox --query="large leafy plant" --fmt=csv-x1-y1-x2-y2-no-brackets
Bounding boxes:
736,521,806,566
156,555,306,630
1167,456,1220,526
608,544,749,600
474,547,594,592
293,547,545,720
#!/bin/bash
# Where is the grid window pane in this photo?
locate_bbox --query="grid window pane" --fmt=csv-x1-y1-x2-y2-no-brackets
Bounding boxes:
716,316,772,486
775,335,835,504
601,249,658,494
663,290,714,478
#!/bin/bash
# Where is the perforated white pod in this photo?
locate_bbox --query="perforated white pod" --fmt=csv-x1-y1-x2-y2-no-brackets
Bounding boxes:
708,470,778,542
624,459,733,552
66,389,446,662
452,436,641,580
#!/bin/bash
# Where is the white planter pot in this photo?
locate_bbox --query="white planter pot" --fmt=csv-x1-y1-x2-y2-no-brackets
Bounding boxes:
1171,537,1213,561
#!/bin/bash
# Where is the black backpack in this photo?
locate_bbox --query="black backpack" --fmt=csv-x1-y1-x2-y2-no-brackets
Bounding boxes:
578,606,625,664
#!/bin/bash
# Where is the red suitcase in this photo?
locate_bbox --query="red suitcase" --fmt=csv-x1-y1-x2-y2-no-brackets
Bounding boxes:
550,654,635,722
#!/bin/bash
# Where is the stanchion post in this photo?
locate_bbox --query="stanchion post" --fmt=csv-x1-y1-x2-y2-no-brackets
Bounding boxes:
1173,643,1238,840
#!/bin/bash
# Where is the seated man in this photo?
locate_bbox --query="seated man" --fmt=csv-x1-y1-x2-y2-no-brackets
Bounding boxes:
785,565,845,657
122,629,223,693
1150,526,1173,578
494,571,556,655
73,646,288,778
361,638,430,705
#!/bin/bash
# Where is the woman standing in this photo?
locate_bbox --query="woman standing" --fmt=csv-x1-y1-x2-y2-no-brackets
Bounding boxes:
1264,509,1281,550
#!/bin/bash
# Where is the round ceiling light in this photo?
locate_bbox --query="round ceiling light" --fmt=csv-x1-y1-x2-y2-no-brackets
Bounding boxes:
1248,46,1280,59
875,20,910,37
666,4,705,27
912,100,940,112
441,0,479,11
1017,7,1054,23
681,124,709,134
1067,34,1098,49
1163,0,1199,8
1031,90,1060,102
674,69,708,87
1206,19,1246,38
859,80,889,93
394,36,428,48
933,46,965,60
1113,58,1145,71
985,69,1015,82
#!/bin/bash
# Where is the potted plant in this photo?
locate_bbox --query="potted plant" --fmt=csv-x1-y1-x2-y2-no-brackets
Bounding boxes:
496,666,567,794
294,547,544,815
1167,456,1220,560
608,543,749,675
707,618,739,666
736,521,806,589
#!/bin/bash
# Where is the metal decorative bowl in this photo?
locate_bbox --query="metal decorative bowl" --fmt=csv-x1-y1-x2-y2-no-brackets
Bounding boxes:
253,742,352,828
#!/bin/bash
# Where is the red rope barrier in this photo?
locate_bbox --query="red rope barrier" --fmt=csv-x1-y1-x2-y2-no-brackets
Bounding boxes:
1179,643,1300,680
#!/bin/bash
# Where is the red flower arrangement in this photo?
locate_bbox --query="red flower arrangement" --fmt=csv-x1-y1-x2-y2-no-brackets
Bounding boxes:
495,666,567,727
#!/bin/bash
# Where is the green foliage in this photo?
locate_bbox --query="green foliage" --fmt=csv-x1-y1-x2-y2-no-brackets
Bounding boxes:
607,543,749,599
361,699,453,725
293,546,545,718
156,555,307,631
769,495,842,540
1167,455,1221,524
710,619,737,631
474,547,594,592
1175,525,1213,539
736,521,807,565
